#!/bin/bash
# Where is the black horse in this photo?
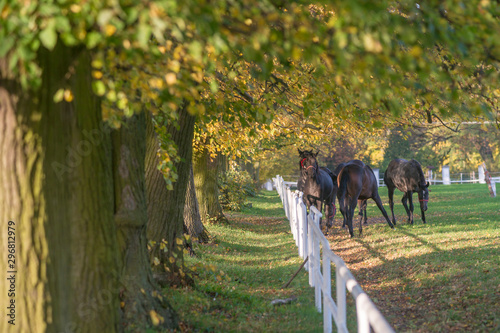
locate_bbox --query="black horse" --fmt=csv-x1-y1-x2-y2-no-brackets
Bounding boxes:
334,161,368,229
297,149,337,231
338,160,394,237
384,159,430,225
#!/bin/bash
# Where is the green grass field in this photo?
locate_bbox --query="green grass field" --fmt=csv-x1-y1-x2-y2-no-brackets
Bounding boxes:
163,184,499,332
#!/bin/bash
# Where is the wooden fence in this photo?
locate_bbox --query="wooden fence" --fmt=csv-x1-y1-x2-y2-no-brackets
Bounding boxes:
273,175,395,333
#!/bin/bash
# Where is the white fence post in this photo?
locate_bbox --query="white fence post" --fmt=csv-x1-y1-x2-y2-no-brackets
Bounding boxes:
479,165,486,183
323,252,332,333
336,265,347,332
372,168,380,187
442,166,451,185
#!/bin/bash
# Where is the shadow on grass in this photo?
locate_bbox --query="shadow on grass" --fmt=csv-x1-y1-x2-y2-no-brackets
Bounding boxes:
344,228,500,332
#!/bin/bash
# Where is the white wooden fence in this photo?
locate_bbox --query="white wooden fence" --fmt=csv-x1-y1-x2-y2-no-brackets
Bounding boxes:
273,175,395,333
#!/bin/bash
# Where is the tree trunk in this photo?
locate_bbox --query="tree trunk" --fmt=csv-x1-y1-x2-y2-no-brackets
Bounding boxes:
111,113,177,330
193,145,228,224
0,45,119,332
184,164,209,243
145,107,195,286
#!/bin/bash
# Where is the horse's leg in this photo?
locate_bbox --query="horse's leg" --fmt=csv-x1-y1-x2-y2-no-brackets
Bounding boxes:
356,200,364,234
348,196,358,237
363,202,368,225
338,195,346,228
420,206,426,224
401,193,411,223
372,194,394,229
388,186,397,225
325,199,334,229
407,191,414,225
359,200,368,225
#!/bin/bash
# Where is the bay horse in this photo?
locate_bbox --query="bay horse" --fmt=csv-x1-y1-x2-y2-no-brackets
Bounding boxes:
297,149,337,232
334,161,368,229
383,159,430,225
337,160,394,237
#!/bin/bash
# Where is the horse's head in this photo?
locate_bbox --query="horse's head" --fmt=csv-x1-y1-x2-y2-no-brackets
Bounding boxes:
299,150,319,178
418,181,430,211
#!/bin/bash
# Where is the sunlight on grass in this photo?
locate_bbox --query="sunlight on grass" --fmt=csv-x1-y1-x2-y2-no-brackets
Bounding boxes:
163,191,323,332
162,185,498,332
328,183,500,332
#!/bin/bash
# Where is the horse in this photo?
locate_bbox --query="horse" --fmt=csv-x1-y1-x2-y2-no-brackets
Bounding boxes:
337,160,394,237
297,149,337,232
383,159,430,225
333,161,368,229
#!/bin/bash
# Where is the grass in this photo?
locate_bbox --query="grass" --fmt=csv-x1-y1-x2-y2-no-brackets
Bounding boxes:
163,185,499,332
163,191,323,332
328,183,500,332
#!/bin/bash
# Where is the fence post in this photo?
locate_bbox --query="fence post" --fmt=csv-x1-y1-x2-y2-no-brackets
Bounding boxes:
313,209,322,313
298,193,307,261
478,165,485,183
308,212,314,287
323,252,332,333
442,165,451,185
336,265,347,332
372,168,380,187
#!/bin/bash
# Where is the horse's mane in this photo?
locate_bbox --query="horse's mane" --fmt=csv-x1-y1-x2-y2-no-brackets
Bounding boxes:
410,159,426,185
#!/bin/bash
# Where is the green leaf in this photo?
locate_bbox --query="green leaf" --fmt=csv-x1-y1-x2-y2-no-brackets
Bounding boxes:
0,36,15,57
86,32,102,49
92,80,106,96
137,23,152,48
39,20,57,50
53,89,64,103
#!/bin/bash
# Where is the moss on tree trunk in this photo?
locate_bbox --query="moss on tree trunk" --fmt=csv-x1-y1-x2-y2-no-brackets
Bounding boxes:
184,164,210,243
193,145,228,225
145,107,195,286
111,113,177,330
0,45,119,332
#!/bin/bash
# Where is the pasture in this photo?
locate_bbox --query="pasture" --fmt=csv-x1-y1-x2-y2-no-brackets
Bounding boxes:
328,183,499,332
164,184,499,332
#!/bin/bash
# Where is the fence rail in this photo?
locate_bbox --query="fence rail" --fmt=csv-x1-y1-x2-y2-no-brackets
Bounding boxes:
273,175,395,333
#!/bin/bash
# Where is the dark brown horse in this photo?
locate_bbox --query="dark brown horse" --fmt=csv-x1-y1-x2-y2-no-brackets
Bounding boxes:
297,149,337,232
338,160,394,237
384,159,430,225
334,161,368,229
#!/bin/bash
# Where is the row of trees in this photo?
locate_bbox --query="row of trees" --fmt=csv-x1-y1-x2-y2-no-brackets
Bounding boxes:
1,1,499,331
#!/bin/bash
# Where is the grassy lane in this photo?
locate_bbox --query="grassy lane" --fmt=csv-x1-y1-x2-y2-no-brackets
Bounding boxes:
327,183,500,332
163,184,499,332
163,191,323,332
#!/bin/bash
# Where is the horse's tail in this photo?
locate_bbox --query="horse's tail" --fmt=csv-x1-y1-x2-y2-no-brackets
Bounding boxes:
338,167,350,207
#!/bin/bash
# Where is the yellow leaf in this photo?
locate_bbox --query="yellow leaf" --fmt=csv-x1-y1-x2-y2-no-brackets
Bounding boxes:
63,89,74,102
92,70,103,79
104,24,117,36
149,310,164,326
165,73,177,85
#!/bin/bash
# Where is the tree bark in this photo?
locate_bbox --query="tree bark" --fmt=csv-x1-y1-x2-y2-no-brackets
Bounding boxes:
145,107,195,286
184,164,209,243
111,113,177,330
0,45,119,332
193,145,228,224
